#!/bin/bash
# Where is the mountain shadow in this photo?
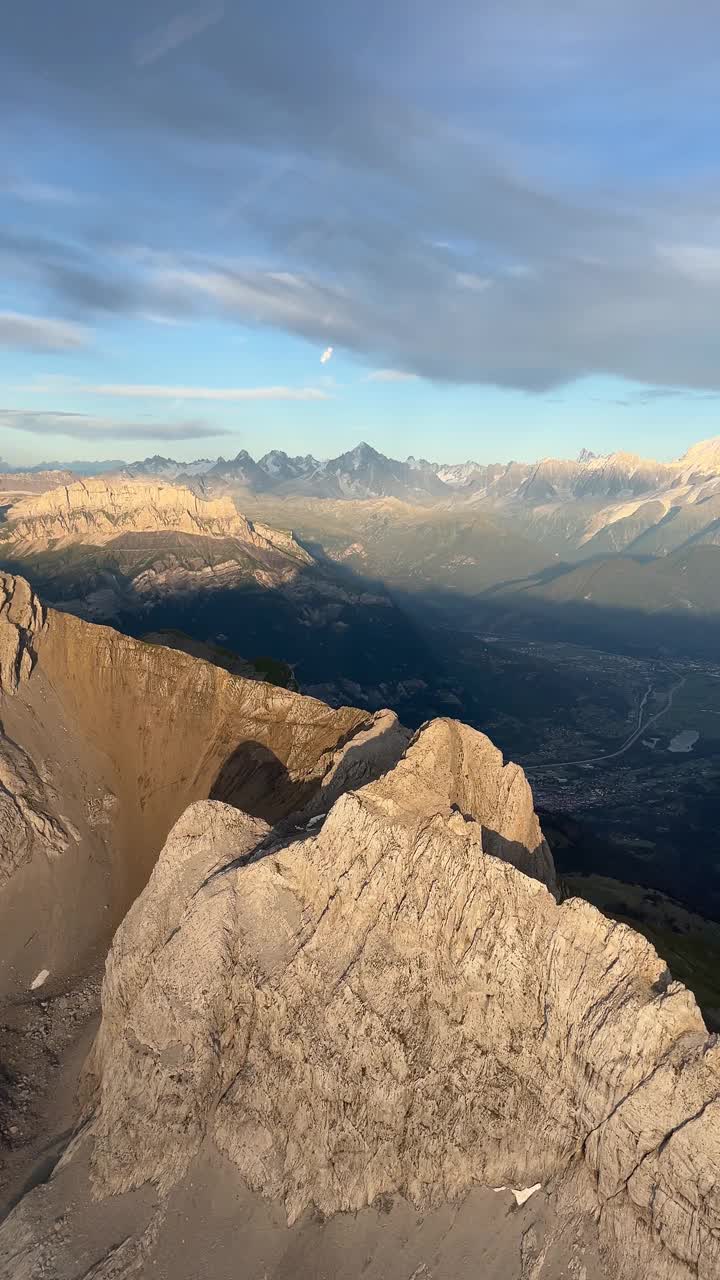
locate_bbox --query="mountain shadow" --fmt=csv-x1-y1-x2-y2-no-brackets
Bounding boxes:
210,739,315,824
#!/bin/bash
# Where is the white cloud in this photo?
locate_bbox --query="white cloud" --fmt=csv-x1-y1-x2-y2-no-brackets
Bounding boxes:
658,243,720,282
18,379,329,402
134,1,225,67
366,369,419,382
0,178,83,205
320,346,334,364
139,312,187,327
456,272,491,291
0,312,89,352
0,409,230,441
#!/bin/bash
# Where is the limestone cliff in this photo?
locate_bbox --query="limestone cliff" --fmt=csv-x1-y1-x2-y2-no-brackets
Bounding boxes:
0,572,45,693
1,478,312,563
0,574,407,996
1,573,718,1280
83,740,718,1280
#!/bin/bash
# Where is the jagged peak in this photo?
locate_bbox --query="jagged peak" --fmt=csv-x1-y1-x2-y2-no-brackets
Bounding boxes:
79,708,718,1279
678,434,720,471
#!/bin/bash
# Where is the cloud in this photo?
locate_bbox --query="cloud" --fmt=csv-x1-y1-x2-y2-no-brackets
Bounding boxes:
22,380,330,402
0,410,231,441
455,272,491,292
367,369,420,382
0,312,89,352
6,2,720,392
594,386,720,407
0,177,82,205
320,346,333,364
134,2,225,67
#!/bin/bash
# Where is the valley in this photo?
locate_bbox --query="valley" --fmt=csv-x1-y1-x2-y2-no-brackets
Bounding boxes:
3,462,720,943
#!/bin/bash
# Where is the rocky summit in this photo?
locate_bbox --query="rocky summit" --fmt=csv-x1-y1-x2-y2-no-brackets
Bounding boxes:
0,574,718,1280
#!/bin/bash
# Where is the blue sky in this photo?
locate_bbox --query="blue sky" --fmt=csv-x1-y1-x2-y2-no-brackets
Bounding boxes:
2,0,720,465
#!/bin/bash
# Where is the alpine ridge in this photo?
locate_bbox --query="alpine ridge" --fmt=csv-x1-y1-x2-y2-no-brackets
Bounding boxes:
0,572,406,997
0,573,718,1279
0,478,312,562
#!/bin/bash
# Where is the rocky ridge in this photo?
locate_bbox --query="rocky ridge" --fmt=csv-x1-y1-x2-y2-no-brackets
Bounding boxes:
76,723,719,1280
0,574,718,1278
0,479,312,563
0,572,45,693
0,573,407,997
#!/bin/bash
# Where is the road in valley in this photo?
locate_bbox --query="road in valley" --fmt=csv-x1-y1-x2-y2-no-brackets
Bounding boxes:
525,673,687,773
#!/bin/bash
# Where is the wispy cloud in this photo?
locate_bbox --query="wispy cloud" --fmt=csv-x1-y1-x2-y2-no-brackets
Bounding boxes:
0,312,89,352
139,312,187,327
634,387,720,403
455,272,491,291
8,1,720,398
0,410,231,441
21,380,330,402
593,386,720,407
134,1,225,67
366,369,420,383
0,178,83,205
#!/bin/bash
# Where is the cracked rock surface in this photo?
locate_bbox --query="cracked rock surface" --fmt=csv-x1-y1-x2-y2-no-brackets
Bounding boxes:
80,724,719,1279
1,479,313,562
0,574,407,998
0,574,718,1279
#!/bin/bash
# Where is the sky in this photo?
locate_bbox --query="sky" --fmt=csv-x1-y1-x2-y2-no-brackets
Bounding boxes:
2,0,720,466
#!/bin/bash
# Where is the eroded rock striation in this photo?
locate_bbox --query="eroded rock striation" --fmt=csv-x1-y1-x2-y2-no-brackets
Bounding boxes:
1,574,718,1279
0,573,407,996
81,720,718,1279
1,478,312,562
0,572,45,693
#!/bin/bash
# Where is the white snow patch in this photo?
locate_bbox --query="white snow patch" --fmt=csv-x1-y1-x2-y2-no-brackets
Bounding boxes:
492,1183,542,1206
512,1184,542,1206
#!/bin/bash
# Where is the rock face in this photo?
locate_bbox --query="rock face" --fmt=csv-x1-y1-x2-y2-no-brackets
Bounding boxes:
0,574,408,996
0,575,73,905
82,720,718,1279
0,572,45,693
1,573,718,1279
0,478,312,562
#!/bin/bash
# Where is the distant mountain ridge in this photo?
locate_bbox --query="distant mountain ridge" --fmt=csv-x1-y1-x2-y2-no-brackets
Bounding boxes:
8,435,720,567
118,434,720,565
1,457,125,475
8,434,720,504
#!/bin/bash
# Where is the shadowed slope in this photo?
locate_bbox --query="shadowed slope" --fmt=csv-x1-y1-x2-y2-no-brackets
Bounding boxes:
0,573,408,997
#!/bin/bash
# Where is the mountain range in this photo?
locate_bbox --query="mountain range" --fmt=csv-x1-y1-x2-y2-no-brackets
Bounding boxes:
6,436,720,652
6,434,719,497
7,437,720,563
